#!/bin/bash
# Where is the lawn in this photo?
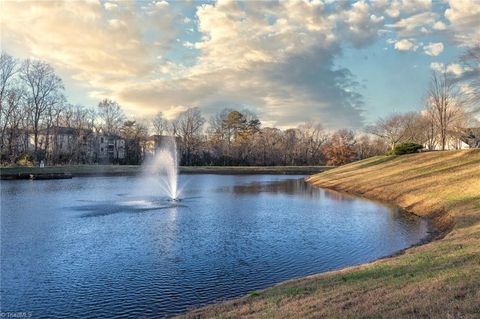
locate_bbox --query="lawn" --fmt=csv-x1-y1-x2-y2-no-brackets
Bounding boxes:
180,149,480,318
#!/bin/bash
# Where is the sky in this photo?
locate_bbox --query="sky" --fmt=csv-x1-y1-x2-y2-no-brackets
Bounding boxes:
1,0,479,129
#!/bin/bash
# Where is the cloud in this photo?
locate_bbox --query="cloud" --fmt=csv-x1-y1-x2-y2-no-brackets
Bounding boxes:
430,62,444,72
384,0,432,18
2,0,478,129
116,1,367,128
393,38,418,51
444,0,480,45
423,42,444,56
338,1,385,47
430,62,468,77
386,12,437,37
446,63,464,76
0,0,184,95
155,1,169,8
432,20,447,30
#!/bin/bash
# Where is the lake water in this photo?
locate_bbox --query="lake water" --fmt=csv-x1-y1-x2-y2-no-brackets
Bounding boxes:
0,175,428,318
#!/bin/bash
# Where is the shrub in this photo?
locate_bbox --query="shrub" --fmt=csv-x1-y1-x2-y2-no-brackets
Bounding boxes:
15,153,34,166
387,143,424,156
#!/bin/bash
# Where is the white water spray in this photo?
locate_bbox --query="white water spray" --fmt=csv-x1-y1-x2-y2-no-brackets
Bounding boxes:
143,136,180,201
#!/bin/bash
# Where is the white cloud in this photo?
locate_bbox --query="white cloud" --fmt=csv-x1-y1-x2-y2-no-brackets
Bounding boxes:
423,42,444,56
385,0,432,18
430,62,444,72
432,20,447,30
155,1,169,8
393,38,417,51
444,0,480,45
182,41,195,48
430,62,468,77
446,63,464,76
386,12,437,37
4,0,479,128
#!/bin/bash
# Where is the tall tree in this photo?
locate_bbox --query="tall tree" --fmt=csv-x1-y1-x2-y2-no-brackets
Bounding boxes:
367,113,411,149
97,99,125,135
323,129,357,166
0,52,17,113
19,59,64,159
120,120,148,164
152,112,169,135
427,69,463,150
172,107,205,165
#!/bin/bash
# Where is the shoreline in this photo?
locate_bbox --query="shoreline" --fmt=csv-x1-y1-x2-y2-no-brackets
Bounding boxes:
311,185,446,260
0,165,333,180
179,149,480,318
174,181,442,318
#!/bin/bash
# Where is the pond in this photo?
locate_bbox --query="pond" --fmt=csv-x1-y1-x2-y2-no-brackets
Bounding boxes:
0,175,428,318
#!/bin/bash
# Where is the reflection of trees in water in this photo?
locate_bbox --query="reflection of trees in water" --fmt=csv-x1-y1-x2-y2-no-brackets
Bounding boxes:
227,179,355,202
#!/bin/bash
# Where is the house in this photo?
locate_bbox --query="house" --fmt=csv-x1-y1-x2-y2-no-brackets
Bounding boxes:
427,128,479,151
15,127,126,164
96,134,126,163
460,127,480,148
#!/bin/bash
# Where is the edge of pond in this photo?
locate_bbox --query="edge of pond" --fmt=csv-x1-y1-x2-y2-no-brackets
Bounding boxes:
305,179,449,260
175,176,450,318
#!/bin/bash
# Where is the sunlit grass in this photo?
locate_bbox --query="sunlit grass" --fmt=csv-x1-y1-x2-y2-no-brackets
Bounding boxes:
180,149,480,318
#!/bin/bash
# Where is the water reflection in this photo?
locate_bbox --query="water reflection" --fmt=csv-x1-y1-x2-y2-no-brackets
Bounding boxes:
225,178,356,202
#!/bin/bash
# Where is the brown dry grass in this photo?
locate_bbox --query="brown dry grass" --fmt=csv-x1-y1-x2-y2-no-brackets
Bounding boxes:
179,149,480,319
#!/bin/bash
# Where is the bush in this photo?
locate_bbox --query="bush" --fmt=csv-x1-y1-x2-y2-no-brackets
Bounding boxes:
15,153,34,166
387,143,424,156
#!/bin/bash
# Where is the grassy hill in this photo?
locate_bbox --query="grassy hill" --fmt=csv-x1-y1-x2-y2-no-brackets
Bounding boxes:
181,149,480,318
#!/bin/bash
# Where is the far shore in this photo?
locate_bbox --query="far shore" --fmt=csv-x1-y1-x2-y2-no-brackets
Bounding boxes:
0,165,334,180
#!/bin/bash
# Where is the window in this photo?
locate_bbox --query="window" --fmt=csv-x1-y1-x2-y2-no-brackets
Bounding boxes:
100,137,104,143
101,148,104,152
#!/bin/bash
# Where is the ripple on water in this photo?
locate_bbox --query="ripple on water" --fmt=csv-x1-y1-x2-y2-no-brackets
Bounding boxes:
0,175,428,318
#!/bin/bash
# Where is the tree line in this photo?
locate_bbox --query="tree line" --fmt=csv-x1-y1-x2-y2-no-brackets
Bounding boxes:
0,47,478,167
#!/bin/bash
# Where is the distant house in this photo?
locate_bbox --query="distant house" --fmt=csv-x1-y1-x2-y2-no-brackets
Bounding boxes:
96,134,126,164
427,128,480,151
15,127,126,164
460,127,480,148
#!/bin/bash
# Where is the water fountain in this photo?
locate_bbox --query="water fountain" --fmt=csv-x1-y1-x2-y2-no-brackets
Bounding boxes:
142,136,180,201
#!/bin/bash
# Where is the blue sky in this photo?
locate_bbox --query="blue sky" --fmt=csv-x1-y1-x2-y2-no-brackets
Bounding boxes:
1,0,478,128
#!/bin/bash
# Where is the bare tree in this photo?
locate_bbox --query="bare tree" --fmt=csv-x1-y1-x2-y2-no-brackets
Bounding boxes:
0,53,17,112
1,87,25,161
297,122,328,165
367,113,411,149
172,107,205,165
152,112,169,135
97,99,125,135
427,69,464,150
354,135,388,159
19,59,64,158
0,53,19,158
